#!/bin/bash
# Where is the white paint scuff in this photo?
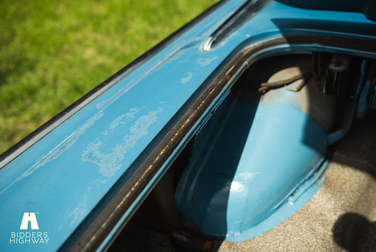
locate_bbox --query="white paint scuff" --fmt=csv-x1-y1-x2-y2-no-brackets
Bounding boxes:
82,108,163,178
181,72,196,84
197,56,218,67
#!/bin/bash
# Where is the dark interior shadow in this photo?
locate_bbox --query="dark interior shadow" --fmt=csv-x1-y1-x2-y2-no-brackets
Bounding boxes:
332,212,376,252
109,222,176,252
110,221,226,252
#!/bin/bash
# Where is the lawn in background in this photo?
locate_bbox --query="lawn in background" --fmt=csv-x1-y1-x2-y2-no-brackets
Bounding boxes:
0,0,218,154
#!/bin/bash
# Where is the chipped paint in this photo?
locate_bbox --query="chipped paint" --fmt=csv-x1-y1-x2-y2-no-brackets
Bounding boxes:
108,107,145,132
181,72,196,84
197,56,218,67
82,108,163,178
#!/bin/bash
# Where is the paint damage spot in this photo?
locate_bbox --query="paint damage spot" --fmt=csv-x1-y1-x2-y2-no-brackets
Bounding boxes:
82,108,163,178
181,72,196,84
197,56,218,67
102,107,146,136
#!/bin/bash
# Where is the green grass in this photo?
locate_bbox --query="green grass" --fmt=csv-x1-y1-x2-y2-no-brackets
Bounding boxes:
0,0,218,154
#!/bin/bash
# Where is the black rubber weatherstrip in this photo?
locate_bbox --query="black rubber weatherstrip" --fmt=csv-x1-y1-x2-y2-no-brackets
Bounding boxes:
57,36,376,252
0,0,227,169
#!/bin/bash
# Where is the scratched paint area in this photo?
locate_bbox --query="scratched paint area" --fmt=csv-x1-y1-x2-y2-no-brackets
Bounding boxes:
197,56,218,67
102,107,144,136
181,72,196,84
180,57,218,84
82,107,163,178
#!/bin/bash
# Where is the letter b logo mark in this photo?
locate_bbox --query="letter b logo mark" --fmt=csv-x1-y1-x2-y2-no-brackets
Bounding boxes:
20,212,39,230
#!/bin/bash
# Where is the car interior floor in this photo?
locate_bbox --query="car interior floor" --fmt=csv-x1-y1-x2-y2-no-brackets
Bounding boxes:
212,110,376,251
109,98,376,252
108,53,376,251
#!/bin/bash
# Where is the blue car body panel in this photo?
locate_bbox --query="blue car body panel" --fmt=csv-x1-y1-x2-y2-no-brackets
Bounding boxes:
1,0,376,251
175,95,327,238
